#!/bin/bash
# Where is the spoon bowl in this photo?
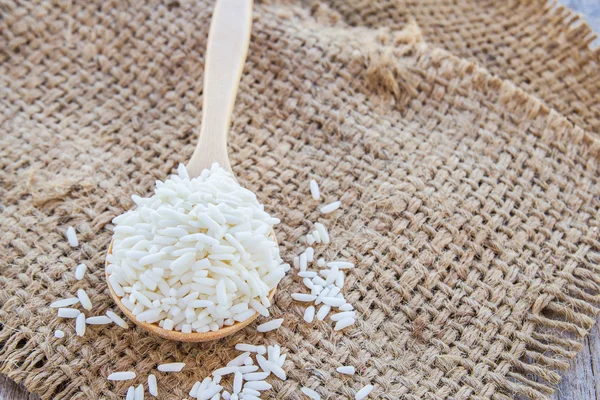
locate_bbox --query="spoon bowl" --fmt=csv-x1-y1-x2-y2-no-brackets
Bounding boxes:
106,241,276,342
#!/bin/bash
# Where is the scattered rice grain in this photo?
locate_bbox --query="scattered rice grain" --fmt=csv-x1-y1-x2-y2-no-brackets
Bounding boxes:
66,226,79,247
319,201,340,214
257,318,284,333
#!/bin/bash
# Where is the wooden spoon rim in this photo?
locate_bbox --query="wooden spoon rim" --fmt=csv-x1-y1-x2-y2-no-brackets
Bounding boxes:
105,240,276,343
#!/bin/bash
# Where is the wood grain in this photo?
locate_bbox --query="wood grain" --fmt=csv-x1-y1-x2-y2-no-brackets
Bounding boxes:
555,316,600,400
0,375,39,400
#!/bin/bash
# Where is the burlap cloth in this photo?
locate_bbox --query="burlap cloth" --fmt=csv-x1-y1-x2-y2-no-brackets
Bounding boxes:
1,1,599,399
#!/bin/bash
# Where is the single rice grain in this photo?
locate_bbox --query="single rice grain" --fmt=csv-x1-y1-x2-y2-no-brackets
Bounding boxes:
75,313,86,336
106,310,129,329
337,366,355,375
257,318,284,333
50,298,79,308
75,263,87,280
355,384,374,400
291,293,317,302
77,289,93,310
303,306,315,323
134,384,144,400
66,226,79,247
57,308,80,318
148,374,158,396
126,386,135,400
309,180,320,200
319,201,340,214
108,371,136,381
301,387,321,400
86,316,112,325
334,317,355,331
157,362,185,372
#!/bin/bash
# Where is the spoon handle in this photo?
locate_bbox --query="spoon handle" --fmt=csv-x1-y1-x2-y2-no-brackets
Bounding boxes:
187,0,253,177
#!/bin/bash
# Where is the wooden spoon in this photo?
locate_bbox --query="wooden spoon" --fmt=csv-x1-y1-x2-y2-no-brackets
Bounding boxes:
106,0,277,342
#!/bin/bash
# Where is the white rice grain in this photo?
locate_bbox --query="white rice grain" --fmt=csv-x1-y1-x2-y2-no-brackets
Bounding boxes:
244,381,272,391
148,374,158,396
57,308,80,318
177,163,190,180
108,371,136,381
257,318,284,333
106,310,129,329
233,371,243,393
238,365,258,373
327,261,354,269
314,223,330,244
334,317,355,331
198,384,223,400
266,361,286,380
242,387,261,396
299,253,307,271
309,180,320,200
66,226,79,247
190,381,201,397
54,330,65,338
75,263,87,280
337,366,355,375
291,293,317,302
305,247,314,262
319,201,340,214
86,316,112,325
213,366,238,377
331,311,356,321
312,230,321,243
126,386,135,400
249,298,269,317
301,387,321,400
322,297,345,307
243,372,269,381
227,352,251,367
157,362,185,372
355,384,374,400
76,313,86,336
77,289,93,311
255,354,271,374
50,297,79,308
235,343,262,353
134,384,144,400
303,306,315,323
316,305,331,321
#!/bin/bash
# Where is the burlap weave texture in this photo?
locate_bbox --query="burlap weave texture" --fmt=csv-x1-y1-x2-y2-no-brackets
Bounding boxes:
1,1,600,399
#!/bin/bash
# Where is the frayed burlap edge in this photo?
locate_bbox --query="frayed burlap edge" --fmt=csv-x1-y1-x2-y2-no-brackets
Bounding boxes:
392,45,600,398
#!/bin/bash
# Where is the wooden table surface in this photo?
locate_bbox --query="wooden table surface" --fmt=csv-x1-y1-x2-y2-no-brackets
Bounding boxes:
2,1,600,399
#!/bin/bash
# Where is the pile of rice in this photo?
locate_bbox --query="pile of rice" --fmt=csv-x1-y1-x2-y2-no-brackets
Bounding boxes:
106,164,289,333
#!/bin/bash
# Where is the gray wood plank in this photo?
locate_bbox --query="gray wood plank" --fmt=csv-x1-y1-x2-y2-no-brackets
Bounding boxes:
554,316,600,400
0,375,39,400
